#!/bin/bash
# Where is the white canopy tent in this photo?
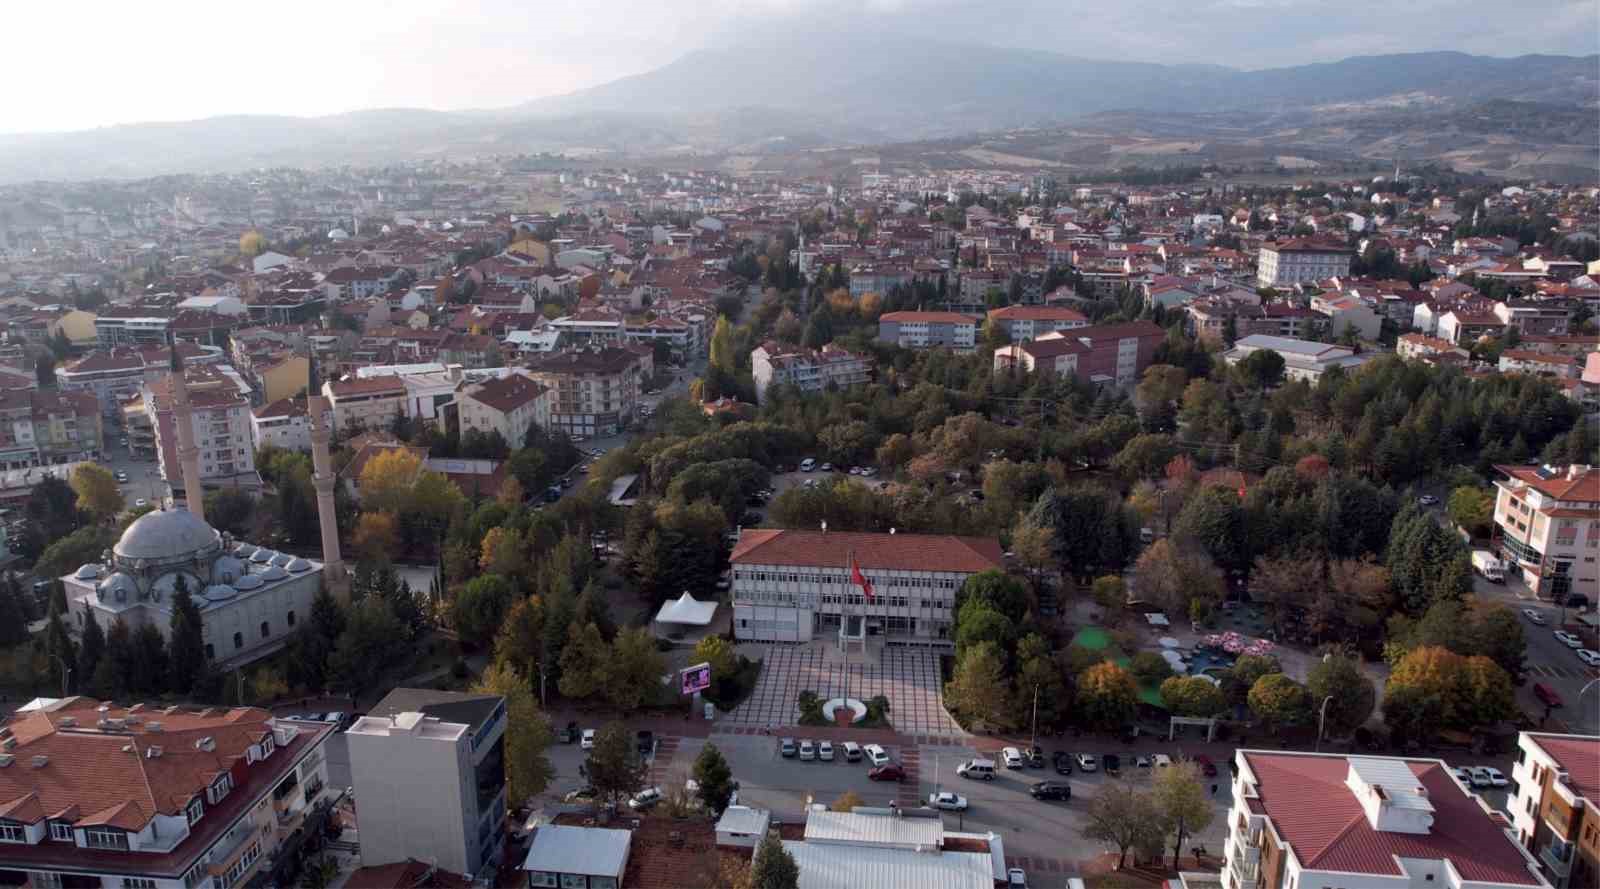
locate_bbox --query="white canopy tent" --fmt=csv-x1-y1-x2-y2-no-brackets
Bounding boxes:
655,591,718,627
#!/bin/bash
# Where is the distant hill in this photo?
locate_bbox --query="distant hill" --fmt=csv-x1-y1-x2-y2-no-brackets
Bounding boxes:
0,41,1593,183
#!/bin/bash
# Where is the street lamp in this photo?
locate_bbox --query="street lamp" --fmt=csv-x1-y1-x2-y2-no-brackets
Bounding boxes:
1315,695,1334,753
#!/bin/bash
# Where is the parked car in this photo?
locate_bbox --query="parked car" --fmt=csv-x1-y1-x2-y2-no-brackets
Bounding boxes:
799,740,816,761
780,737,797,758
1103,754,1122,775
637,730,655,756
628,787,663,810
1450,766,1473,787
559,721,579,743
1480,767,1509,788
1001,746,1025,769
1555,630,1583,648
863,743,890,766
1052,751,1073,775
1076,753,1098,772
868,763,906,782
563,786,599,803
818,741,835,762
581,729,595,750
842,741,862,762
1534,682,1565,708
799,458,816,472
928,792,969,811
115,471,128,483
134,499,148,508
1152,754,1173,769
1418,494,1439,506
1007,867,1028,888
1578,649,1600,668
1135,754,1153,770
1027,745,1045,768
1465,767,1494,789
1194,754,1218,777
1029,781,1072,802
819,462,834,472
1522,608,1547,625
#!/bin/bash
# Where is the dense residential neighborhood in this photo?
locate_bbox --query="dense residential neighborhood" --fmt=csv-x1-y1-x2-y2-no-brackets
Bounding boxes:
0,104,1595,889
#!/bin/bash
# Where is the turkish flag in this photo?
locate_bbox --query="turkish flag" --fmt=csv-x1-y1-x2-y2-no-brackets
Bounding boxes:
850,555,875,600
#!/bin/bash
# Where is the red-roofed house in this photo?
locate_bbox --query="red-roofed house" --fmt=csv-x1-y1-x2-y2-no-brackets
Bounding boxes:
1509,732,1600,888
985,305,1087,342
876,311,978,352
1491,464,1599,601
1224,750,1548,889
456,373,550,447
991,320,1164,388
729,529,1002,644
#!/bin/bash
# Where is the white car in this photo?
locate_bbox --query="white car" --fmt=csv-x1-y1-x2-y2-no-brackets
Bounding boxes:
580,729,595,750
1465,766,1494,789
1554,630,1583,648
1522,608,1547,625
1152,753,1173,768
1001,746,1025,769
1577,649,1600,668
134,498,148,508
628,787,663,810
818,740,834,762
863,743,890,766
842,741,862,762
799,458,816,472
1007,867,1028,888
1480,767,1509,788
799,740,816,761
1418,494,1439,506
1076,753,1098,772
1450,766,1473,787
928,791,969,811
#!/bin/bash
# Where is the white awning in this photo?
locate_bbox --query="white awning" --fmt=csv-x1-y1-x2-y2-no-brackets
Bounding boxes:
655,592,717,626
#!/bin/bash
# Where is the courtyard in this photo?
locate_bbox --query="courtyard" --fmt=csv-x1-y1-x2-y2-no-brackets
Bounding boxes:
724,642,963,736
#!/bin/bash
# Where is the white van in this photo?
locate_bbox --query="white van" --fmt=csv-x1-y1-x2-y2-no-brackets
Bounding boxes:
957,758,996,781
842,741,863,763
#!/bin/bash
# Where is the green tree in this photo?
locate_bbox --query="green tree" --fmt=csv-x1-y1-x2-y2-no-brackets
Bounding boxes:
1153,760,1215,869
1077,661,1138,731
1013,633,1067,728
1446,486,1493,538
493,596,547,682
1386,505,1472,614
327,596,406,699
1092,575,1128,612
1112,434,1179,482
557,621,607,700
35,526,114,579
1306,654,1376,738
1134,538,1225,616
709,315,736,373
203,488,256,537
1082,782,1166,870
1239,348,1286,389
1227,654,1284,705
1248,673,1311,732
692,742,737,815
70,464,123,523
583,722,647,808
954,569,1031,624
1130,651,1175,687
693,635,737,685
75,612,105,691
130,623,169,695
749,832,801,889
42,600,75,684
953,599,1016,656
91,618,132,699
167,574,207,694
451,574,515,648
945,642,1012,730
1160,675,1225,717
605,627,666,712
1173,485,1249,573
473,661,553,803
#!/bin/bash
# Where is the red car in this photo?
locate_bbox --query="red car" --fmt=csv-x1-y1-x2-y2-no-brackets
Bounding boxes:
1194,754,1218,777
869,763,906,782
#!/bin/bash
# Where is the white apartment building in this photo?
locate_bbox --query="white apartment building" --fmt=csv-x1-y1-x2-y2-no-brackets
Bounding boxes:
456,373,551,447
729,529,1003,646
250,396,332,453
56,343,225,417
525,347,646,437
1507,732,1599,889
1256,239,1353,288
146,369,259,493
347,689,509,879
323,375,407,434
1492,464,1599,603
1223,750,1549,889
750,342,873,403
0,698,336,889
985,305,1088,342
876,311,978,352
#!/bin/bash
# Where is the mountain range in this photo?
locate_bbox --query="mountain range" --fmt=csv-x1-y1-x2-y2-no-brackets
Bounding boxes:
0,40,1594,183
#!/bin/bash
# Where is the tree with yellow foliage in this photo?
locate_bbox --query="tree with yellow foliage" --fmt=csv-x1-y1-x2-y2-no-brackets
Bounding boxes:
358,449,424,514
239,231,267,258
351,512,400,563
71,464,123,523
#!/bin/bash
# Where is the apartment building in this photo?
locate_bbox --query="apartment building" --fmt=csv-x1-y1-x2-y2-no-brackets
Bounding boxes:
1222,749,1548,889
55,343,225,418
1256,239,1353,288
750,342,873,403
347,689,509,879
250,396,331,453
0,697,335,889
524,347,644,438
1397,333,1470,364
876,311,978,352
1491,464,1599,603
1507,732,1599,889
146,369,258,494
991,320,1164,388
1223,335,1372,383
0,388,103,469
323,375,407,434
1496,300,1574,337
729,529,1003,646
1437,310,1506,346
1310,293,1382,340
455,373,550,447
1186,300,1316,344
985,305,1087,342
93,305,174,347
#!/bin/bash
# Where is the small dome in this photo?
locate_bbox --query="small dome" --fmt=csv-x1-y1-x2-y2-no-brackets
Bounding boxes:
286,558,312,573
114,508,218,562
211,556,246,585
202,584,238,603
97,573,138,602
74,564,103,580
259,565,288,581
249,549,276,564
328,227,350,240
269,553,293,568
151,571,204,601
234,543,258,559
234,574,264,591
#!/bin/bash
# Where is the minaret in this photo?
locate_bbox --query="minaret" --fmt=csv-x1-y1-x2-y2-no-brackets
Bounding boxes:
306,352,348,600
168,341,205,523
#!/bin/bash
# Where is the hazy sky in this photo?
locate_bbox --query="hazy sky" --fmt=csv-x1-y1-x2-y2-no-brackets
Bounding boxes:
6,0,1595,133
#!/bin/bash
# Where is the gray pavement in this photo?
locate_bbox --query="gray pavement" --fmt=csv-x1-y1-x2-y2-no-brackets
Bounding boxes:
724,643,961,736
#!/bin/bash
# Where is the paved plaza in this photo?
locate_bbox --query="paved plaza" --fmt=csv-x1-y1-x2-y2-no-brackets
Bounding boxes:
725,643,964,736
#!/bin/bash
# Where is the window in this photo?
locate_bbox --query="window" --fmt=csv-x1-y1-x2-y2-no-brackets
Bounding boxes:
205,643,215,660
84,828,129,850
560,874,588,889
233,632,243,650
0,822,26,842
287,610,296,627
48,821,72,841
528,873,558,888
209,773,233,804
32,874,63,889
122,879,158,889
186,797,204,825
260,621,270,639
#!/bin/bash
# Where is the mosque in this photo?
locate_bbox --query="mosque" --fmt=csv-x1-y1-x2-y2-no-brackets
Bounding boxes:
59,349,348,669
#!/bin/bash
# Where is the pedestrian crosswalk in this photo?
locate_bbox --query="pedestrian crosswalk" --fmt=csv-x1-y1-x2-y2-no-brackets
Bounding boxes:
1527,663,1597,679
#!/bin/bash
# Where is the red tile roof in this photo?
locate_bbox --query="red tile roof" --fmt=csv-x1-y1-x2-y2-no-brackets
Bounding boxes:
986,305,1087,322
1525,734,1600,804
730,529,1002,573
1495,464,1600,503
1241,752,1540,885
879,311,975,324
464,374,546,414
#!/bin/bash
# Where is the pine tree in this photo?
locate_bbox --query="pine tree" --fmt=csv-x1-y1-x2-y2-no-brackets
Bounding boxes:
76,614,105,691
749,834,800,889
42,600,75,680
167,575,207,694
0,575,29,646
94,618,134,699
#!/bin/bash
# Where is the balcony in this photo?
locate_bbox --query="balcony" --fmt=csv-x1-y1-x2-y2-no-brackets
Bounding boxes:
1228,853,1259,889
1540,841,1575,879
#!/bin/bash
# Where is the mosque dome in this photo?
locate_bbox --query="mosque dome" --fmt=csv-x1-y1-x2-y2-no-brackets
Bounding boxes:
211,556,247,586
113,509,219,564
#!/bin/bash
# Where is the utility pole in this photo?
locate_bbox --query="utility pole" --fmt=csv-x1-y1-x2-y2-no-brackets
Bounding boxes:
1029,685,1039,751
1315,695,1334,753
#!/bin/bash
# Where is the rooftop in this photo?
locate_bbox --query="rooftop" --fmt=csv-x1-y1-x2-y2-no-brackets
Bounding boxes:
730,529,1003,574
1494,464,1599,504
1520,733,1599,804
522,824,631,877
366,688,503,735
782,840,994,889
